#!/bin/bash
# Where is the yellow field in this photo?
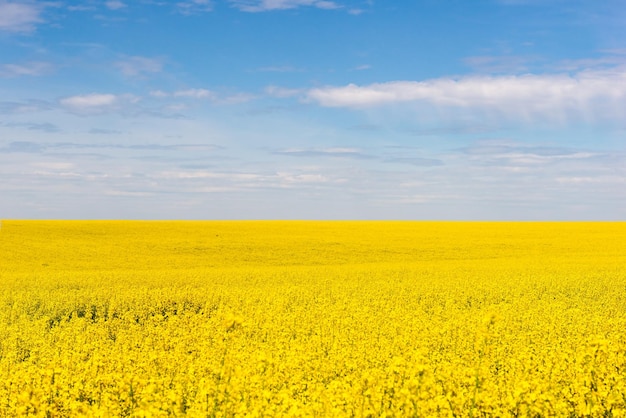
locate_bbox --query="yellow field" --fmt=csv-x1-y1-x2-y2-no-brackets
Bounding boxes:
1,221,625,417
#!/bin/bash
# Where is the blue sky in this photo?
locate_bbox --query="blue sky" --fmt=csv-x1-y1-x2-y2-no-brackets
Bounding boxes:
1,0,625,219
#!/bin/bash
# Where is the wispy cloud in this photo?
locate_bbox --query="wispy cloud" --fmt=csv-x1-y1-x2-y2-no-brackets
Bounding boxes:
151,89,255,104
60,93,117,109
0,99,52,114
1,141,45,153
555,175,626,185
59,93,139,115
0,61,53,77
554,55,626,72
67,5,97,12
105,1,127,10
306,68,626,124
2,134,623,219
273,147,445,167
115,56,164,77
383,157,444,167
230,0,341,12
2,122,60,133
463,55,536,73
176,0,213,14
454,140,615,174
0,140,221,157
274,147,373,159
173,89,217,99
347,7,365,15
89,128,122,135
158,169,343,190
265,86,303,98
0,1,43,32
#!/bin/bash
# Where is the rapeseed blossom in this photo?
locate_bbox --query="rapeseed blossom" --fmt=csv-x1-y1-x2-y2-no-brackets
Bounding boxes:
1,221,625,416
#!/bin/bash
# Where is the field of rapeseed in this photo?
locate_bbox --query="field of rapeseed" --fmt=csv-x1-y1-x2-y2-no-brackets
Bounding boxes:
1,221,625,416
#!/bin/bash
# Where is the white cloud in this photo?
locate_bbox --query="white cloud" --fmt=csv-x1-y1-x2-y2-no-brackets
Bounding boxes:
306,68,626,124
174,89,216,99
0,1,42,32
105,0,127,10
60,93,117,108
0,61,52,77
230,0,340,12
59,93,139,114
276,172,334,184
115,56,163,77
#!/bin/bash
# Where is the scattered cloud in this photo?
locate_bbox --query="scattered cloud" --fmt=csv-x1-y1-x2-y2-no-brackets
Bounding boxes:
67,5,97,12
265,86,304,98
59,93,139,115
216,93,256,104
601,48,626,56
151,89,255,104
458,140,608,168
89,128,122,135
230,0,341,12
2,122,60,133
173,89,216,99
306,68,626,124
158,169,343,190
347,8,364,15
1,141,45,153
149,90,169,98
0,100,53,114
404,124,494,136
0,1,43,32
2,135,624,219
273,147,445,168
0,61,53,77
274,147,373,159
554,55,626,72
60,93,117,108
115,56,164,77
352,64,371,71
556,175,626,185
105,0,127,10
0,140,221,155
383,157,444,167
176,0,213,14
277,171,337,184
